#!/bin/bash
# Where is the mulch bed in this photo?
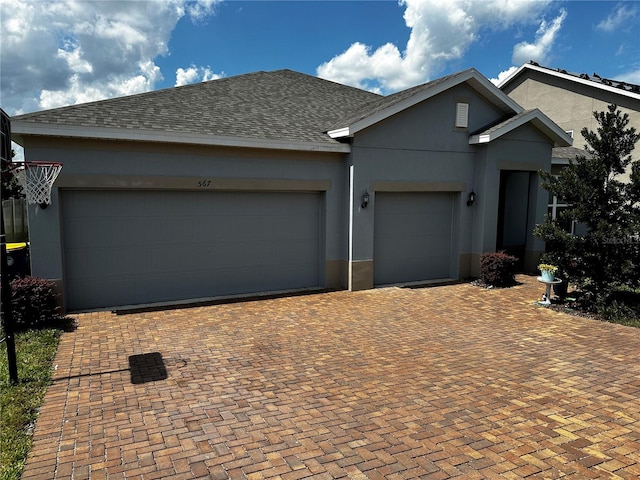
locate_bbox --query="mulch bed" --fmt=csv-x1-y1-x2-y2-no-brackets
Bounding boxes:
470,279,600,320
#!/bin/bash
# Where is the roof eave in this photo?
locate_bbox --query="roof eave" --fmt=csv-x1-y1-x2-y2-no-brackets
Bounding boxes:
11,122,352,154
468,133,491,144
327,126,351,139
468,109,573,147
531,114,573,147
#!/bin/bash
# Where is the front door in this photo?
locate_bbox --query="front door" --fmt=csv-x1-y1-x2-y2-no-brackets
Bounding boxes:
496,171,530,270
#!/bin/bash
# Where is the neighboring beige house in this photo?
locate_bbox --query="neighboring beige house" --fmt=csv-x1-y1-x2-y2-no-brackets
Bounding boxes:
499,61,640,182
499,62,640,232
498,62,640,142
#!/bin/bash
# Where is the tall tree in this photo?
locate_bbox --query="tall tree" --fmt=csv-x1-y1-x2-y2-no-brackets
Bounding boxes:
1,150,24,200
535,104,640,309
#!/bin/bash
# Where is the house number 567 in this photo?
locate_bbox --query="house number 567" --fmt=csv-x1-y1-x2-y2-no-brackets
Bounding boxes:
198,180,212,187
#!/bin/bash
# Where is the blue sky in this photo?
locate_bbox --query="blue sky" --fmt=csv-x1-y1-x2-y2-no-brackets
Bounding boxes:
1,0,639,118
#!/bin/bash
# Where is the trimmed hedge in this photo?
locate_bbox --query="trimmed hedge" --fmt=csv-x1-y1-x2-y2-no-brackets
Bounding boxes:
480,251,518,287
10,276,60,328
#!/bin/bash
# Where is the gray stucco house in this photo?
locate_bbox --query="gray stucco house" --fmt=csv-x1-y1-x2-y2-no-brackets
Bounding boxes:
11,68,571,311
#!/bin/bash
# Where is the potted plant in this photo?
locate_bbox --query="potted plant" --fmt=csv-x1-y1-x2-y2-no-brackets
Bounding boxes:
553,272,569,298
538,263,558,282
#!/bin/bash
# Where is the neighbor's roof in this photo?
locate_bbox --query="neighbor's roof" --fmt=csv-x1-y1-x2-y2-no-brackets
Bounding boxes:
552,146,594,163
11,70,381,153
498,62,640,101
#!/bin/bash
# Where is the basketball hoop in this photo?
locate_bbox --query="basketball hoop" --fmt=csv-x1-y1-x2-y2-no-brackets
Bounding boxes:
10,161,63,206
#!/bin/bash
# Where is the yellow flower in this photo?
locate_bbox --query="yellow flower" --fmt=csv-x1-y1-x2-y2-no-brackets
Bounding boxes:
538,264,558,273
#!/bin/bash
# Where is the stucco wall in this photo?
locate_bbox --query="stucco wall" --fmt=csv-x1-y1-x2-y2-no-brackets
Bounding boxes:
503,71,640,182
22,138,348,291
346,83,554,283
502,71,640,137
346,84,491,286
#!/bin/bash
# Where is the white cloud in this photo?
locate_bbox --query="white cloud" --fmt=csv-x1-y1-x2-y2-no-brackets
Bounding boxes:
39,60,163,110
618,68,640,85
175,65,224,86
57,42,93,75
488,9,568,87
186,0,219,22
0,0,221,114
512,9,567,65
490,66,519,86
597,4,638,32
317,0,553,93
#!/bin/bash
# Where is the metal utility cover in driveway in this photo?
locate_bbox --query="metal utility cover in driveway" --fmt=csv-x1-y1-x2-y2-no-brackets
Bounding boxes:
374,192,453,285
61,190,322,310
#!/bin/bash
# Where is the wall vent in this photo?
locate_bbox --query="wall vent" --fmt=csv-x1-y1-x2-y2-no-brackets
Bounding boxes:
455,103,469,128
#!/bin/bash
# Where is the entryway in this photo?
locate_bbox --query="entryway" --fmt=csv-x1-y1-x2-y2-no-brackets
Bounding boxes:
496,171,531,270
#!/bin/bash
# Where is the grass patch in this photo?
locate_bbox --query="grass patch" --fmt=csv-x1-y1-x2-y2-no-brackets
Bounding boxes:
1,328,62,480
599,290,640,328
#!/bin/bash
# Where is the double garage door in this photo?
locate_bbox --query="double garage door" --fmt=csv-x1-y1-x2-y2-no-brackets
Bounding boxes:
61,190,322,311
374,192,454,285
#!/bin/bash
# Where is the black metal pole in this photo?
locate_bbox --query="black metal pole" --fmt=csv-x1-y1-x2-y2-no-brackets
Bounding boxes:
1,204,19,385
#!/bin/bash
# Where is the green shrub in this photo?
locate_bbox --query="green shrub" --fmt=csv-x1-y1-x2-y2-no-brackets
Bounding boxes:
597,301,640,327
535,104,640,309
595,289,640,326
10,276,60,328
480,251,518,287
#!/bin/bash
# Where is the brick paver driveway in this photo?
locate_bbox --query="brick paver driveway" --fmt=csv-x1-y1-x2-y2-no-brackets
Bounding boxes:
22,276,640,479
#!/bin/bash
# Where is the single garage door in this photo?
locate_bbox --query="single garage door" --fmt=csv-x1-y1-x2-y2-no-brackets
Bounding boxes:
61,190,322,310
374,192,454,285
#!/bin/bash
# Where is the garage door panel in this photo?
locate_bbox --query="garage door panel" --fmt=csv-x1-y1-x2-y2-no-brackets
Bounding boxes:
376,194,452,215
375,255,450,283
375,233,450,260
62,190,322,310
375,212,452,237
374,192,454,285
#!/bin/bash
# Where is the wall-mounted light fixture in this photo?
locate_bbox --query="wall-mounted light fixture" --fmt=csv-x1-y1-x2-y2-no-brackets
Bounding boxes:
466,191,476,207
361,190,370,209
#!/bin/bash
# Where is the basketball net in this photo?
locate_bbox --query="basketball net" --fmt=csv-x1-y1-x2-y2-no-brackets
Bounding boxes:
13,161,63,206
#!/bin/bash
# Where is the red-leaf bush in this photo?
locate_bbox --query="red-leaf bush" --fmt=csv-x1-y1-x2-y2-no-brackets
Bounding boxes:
10,276,60,328
480,251,518,287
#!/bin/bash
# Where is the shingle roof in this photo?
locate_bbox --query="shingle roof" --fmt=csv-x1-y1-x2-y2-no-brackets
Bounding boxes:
12,70,381,146
552,146,594,160
12,67,568,150
327,71,467,131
